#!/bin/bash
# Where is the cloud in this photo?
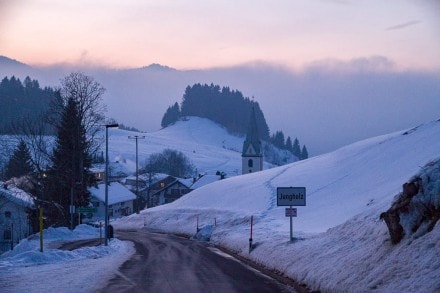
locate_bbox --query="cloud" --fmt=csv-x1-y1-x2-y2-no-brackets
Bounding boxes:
386,20,421,31
304,56,397,73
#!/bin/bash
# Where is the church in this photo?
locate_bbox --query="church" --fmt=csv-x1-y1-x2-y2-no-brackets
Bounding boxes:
242,107,263,174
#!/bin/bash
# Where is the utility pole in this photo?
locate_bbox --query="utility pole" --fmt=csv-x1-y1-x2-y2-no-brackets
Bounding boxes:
128,135,145,213
105,123,118,246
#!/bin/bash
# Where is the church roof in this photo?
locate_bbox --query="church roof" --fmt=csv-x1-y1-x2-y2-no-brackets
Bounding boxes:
242,107,262,157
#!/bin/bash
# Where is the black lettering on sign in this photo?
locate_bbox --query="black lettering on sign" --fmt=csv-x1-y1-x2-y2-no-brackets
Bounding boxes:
278,193,304,201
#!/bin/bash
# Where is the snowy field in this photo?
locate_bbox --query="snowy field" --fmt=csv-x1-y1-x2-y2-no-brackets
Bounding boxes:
107,117,246,176
114,119,440,292
1,118,439,292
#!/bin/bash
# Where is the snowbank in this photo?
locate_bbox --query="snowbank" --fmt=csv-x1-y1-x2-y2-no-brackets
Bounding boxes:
0,225,135,293
114,120,440,292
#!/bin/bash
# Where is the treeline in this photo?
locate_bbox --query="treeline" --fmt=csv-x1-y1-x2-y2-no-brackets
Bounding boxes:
269,131,308,160
161,83,308,160
162,83,270,140
0,76,59,134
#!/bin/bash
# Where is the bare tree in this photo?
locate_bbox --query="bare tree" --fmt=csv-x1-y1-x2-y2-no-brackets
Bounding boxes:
51,72,107,156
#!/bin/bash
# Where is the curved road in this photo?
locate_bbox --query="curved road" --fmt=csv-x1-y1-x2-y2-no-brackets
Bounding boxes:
98,229,295,293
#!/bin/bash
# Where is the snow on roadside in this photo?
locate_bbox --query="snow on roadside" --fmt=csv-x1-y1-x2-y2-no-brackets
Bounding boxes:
0,225,135,293
113,119,440,292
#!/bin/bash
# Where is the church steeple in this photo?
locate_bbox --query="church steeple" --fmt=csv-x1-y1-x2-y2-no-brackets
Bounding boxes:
242,107,263,174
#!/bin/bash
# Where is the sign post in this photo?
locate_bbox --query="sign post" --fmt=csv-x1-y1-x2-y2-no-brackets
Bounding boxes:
277,187,306,242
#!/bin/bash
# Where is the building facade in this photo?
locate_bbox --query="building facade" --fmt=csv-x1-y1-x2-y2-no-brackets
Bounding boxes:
0,183,35,254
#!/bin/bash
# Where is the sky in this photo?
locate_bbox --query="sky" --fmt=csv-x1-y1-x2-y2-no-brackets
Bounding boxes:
1,0,439,70
0,0,439,155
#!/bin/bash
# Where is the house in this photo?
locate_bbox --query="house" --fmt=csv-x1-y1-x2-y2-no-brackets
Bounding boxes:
123,174,147,190
149,176,193,207
0,181,35,254
90,161,130,183
87,182,136,221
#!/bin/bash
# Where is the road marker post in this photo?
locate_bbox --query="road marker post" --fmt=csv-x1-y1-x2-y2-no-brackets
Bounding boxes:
249,215,253,253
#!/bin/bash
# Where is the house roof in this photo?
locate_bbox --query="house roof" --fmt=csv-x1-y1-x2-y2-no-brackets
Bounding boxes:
150,176,192,196
88,182,136,205
190,174,221,189
0,181,35,208
90,162,130,177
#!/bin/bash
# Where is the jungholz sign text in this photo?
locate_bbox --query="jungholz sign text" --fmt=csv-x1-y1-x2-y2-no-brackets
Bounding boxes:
277,187,306,206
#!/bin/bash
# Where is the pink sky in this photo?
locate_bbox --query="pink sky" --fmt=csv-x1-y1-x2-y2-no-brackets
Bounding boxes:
1,0,439,70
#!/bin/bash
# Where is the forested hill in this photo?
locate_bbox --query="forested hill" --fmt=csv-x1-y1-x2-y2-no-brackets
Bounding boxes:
161,83,309,159
0,76,59,134
163,83,270,140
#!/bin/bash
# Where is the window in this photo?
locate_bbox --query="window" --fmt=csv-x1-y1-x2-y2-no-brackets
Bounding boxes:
171,189,180,196
5,211,11,218
248,159,253,168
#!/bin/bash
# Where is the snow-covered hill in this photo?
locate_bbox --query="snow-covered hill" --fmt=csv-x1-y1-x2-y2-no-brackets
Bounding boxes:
115,119,440,292
107,116,291,176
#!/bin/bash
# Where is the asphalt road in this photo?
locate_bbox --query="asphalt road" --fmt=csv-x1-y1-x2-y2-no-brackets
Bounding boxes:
97,229,296,293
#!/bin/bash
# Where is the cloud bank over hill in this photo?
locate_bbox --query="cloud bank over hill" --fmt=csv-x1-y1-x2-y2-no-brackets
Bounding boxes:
1,56,439,155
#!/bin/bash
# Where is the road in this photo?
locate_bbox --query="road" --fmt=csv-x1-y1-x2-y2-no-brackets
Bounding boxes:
97,229,296,293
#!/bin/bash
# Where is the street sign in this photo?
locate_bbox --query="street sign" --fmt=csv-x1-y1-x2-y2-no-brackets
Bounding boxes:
277,187,306,206
77,207,97,213
285,207,297,217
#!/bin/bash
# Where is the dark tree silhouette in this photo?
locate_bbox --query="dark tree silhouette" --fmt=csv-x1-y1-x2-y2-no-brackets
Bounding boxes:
45,97,93,227
4,140,34,179
144,149,195,178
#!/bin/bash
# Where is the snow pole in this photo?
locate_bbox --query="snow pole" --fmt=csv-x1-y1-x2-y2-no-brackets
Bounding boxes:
197,215,199,232
290,205,293,242
249,215,253,253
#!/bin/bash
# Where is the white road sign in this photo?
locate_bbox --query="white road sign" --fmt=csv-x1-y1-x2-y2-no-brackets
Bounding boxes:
277,187,306,206
285,207,297,217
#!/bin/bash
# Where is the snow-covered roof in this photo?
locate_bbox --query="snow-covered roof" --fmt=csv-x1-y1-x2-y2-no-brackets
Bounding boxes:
177,178,193,188
90,162,131,177
88,182,136,205
190,174,221,189
0,181,35,208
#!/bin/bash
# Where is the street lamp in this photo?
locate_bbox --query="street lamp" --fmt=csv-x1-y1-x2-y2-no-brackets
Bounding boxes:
128,135,145,213
105,123,118,246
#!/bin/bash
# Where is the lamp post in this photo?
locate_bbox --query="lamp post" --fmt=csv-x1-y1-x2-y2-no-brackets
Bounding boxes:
105,123,118,246
128,135,145,213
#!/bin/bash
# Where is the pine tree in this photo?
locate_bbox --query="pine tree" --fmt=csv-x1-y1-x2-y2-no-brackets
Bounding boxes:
301,145,309,160
270,131,285,149
45,97,93,227
292,138,301,158
4,140,34,179
161,102,180,128
286,136,293,153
